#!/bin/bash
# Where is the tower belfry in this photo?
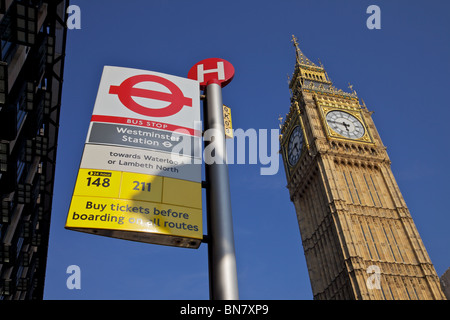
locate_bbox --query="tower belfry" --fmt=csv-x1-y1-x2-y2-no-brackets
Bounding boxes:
280,36,446,300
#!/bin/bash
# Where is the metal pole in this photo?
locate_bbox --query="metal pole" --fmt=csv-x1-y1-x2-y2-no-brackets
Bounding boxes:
203,82,239,300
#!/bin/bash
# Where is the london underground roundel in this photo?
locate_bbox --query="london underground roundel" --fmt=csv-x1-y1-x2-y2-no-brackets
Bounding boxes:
108,74,193,118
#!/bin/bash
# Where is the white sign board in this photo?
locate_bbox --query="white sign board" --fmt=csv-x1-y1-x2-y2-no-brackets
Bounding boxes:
65,66,203,248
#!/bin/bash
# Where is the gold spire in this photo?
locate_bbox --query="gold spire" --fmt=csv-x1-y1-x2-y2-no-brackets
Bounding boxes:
291,35,318,67
348,82,357,95
278,114,284,129
291,34,300,60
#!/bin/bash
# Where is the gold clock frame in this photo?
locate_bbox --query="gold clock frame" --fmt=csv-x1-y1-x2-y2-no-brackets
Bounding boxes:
286,124,302,168
319,106,373,144
284,114,309,169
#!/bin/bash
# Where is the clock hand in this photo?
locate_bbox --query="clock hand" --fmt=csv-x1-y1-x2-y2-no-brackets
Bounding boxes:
328,120,346,126
329,120,350,130
342,122,350,131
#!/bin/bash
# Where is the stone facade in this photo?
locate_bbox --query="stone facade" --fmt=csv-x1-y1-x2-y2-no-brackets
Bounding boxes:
440,268,450,299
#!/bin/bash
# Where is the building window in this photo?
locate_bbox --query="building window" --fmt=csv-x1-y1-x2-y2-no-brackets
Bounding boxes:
359,221,373,259
363,173,376,206
367,224,381,259
388,224,405,263
342,171,355,203
16,142,28,184
382,225,397,261
386,280,395,300
370,174,383,207
349,171,362,204
0,11,17,65
16,100,27,131
16,236,24,258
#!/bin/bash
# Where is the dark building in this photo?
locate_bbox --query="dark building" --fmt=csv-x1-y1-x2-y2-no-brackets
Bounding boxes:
0,0,68,299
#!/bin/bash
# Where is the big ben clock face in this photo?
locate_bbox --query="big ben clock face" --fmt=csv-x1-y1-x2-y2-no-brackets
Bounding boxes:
287,126,304,166
326,110,365,139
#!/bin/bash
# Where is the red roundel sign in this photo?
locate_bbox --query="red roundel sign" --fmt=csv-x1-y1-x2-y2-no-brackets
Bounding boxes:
188,58,235,90
109,74,192,117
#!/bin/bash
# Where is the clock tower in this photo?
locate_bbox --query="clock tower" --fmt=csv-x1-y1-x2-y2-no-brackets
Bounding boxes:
280,36,446,300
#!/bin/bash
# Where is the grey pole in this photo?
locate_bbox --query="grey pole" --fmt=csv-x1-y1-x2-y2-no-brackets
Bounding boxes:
203,82,239,300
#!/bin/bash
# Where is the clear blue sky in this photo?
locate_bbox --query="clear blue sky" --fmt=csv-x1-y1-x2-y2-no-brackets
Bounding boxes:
44,0,450,299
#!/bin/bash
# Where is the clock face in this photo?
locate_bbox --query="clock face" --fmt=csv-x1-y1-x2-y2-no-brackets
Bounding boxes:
287,126,303,166
326,110,365,139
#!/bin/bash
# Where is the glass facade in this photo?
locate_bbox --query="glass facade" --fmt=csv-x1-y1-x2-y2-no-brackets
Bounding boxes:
0,0,68,299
